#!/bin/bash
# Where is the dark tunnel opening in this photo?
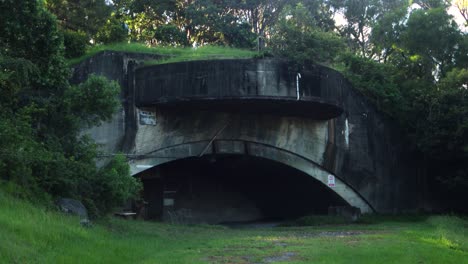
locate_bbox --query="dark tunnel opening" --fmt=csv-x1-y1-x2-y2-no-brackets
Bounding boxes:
138,155,348,224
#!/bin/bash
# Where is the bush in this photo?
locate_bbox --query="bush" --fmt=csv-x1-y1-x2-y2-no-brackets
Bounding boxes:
65,74,121,127
220,22,257,49
269,4,345,65
154,24,189,46
63,30,88,58
86,154,142,217
95,18,128,44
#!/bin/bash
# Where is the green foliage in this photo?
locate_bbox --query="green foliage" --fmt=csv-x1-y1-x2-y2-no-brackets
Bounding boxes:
331,0,382,57
341,54,403,117
67,43,258,66
401,7,462,77
0,56,39,108
112,0,176,42
404,68,468,193
270,3,345,65
154,24,189,47
411,68,468,158
341,2,468,201
89,155,142,216
45,0,111,37
370,6,407,61
0,0,63,69
0,0,141,218
111,0,286,48
63,30,88,59
219,22,257,49
0,110,43,197
65,74,121,127
95,18,129,44
212,21,257,49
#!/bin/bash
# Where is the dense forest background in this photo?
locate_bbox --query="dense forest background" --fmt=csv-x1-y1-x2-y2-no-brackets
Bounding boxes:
1,0,467,214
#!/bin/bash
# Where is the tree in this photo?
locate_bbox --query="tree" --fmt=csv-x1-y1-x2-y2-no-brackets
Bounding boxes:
330,0,409,58
454,0,468,25
401,7,462,78
95,17,129,44
183,0,257,47
112,0,179,43
0,0,141,214
370,6,407,62
45,0,112,37
269,3,345,65
154,24,189,46
236,0,290,37
342,2,468,208
412,0,449,10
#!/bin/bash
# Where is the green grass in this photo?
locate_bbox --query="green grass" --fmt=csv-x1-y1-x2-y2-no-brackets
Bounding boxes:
67,43,259,66
1,192,467,263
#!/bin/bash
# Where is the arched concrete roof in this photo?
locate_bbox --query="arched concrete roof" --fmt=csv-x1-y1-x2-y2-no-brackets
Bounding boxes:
128,140,374,214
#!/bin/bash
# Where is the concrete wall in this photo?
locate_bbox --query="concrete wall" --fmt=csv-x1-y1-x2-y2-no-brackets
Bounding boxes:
135,59,343,119
71,51,163,158
72,54,420,214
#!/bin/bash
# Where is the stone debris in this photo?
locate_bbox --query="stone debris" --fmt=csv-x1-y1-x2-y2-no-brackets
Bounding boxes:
57,198,91,226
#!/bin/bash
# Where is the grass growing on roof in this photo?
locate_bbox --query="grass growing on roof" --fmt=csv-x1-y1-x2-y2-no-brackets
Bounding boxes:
67,43,258,66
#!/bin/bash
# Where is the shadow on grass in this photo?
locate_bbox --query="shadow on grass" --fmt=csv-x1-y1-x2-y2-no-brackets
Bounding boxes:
279,214,431,227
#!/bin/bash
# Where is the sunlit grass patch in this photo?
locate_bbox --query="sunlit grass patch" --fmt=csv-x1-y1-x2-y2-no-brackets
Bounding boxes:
422,236,461,251
67,43,258,66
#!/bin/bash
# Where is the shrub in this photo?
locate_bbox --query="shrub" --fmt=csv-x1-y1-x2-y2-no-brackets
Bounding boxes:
154,24,189,46
86,154,142,217
63,30,88,58
95,18,129,44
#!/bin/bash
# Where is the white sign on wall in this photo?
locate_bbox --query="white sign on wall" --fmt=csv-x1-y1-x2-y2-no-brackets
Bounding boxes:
328,175,336,187
163,198,174,207
139,110,157,125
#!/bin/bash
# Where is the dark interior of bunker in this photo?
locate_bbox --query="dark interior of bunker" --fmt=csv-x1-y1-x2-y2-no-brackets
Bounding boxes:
138,155,348,224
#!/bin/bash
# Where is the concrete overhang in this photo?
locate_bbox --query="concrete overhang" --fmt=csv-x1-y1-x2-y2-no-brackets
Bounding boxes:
139,96,343,119
135,59,347,120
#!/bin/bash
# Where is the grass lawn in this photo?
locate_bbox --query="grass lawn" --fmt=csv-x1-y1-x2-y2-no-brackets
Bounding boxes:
67,43,259,66
1,192,467,264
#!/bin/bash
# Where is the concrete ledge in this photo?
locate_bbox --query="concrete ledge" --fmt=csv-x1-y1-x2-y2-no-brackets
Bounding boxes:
135,59,346,120
144,96,343,119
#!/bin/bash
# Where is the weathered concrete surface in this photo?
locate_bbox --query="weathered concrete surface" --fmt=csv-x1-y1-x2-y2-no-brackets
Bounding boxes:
135,59,343,119
72,53,420,216
71,51,164,158
131,112,372,212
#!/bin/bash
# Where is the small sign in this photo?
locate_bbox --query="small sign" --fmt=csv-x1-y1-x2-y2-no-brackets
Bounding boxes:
139,110,156,125
328,175,336,187
163,198,174,207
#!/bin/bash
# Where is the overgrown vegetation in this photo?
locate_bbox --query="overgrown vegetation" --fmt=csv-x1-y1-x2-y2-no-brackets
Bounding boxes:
67,43,259,66
1,192,467,263
0,1,141,216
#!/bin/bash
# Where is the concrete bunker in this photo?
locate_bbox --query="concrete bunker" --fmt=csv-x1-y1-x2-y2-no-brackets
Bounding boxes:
130,140,373,224
72,52,420,216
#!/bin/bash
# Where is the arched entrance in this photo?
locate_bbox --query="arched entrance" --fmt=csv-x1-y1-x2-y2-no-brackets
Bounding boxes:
129,140,373,223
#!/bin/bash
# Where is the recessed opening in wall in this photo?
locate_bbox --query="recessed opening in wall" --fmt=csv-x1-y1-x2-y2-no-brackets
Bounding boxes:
137,155,348,224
